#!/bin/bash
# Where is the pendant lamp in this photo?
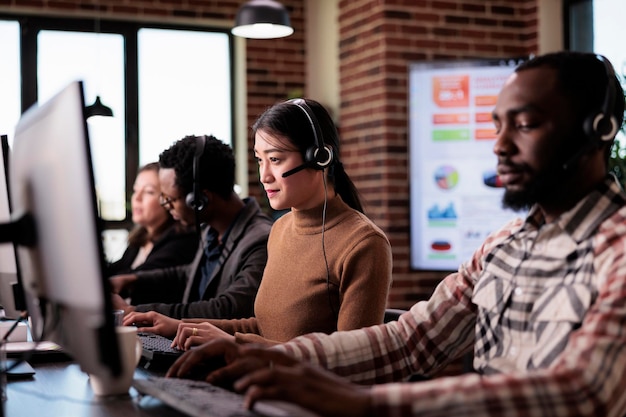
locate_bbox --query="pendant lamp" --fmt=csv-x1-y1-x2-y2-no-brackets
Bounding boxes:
85,0,114,119
85,95,114,118
231,0,294,39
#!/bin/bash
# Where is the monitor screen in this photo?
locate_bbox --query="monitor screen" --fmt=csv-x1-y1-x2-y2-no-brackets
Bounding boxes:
409,58,527,271
8,81,121,376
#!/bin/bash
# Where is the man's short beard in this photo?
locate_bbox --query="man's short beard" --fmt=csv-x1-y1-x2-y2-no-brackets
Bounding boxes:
502,187,535,212
501,162,569,212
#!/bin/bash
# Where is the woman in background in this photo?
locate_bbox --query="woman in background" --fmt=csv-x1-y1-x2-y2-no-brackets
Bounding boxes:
107,162,198,304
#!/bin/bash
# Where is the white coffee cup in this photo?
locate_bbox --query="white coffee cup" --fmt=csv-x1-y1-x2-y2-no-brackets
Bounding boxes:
89,326,142,396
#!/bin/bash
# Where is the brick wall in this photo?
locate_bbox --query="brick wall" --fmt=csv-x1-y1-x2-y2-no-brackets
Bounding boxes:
0,0,540,310
336,0,539,309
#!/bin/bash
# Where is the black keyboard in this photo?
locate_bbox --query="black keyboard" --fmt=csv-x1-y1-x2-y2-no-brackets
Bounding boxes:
133,376,293,417
138,332,183,370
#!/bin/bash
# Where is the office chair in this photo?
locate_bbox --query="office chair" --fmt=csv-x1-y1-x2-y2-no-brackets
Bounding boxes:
384,308,407,323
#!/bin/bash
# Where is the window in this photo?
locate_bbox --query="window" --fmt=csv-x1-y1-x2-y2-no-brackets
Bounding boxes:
3,16,234,260
0,21,20,141
137,28,232,166
566,0,625,75
38,30,126,221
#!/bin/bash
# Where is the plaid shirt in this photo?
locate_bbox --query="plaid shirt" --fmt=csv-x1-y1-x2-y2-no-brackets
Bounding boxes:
278,176,626,416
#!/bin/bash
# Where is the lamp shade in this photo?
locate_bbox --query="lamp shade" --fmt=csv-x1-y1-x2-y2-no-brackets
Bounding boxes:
85,95,114,118
232,0,294,39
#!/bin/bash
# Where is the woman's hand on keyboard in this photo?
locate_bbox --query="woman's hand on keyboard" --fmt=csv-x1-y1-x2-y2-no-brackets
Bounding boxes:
172,322,235,350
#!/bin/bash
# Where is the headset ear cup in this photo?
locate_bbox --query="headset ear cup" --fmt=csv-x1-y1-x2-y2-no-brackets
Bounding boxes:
304,146,316,166
583,55,620,142
185,192,196,209
584,112,619,142
595,114,619,141
186,191,207,211
317,146,333,168
305,146,333,169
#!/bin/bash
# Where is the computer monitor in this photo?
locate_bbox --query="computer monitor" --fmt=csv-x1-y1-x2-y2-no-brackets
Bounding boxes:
3,81,121,377
0,135,25,320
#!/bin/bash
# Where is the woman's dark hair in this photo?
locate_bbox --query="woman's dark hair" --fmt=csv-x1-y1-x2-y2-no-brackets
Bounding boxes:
252,98,364,213
127,162,174,247
159,134,235,200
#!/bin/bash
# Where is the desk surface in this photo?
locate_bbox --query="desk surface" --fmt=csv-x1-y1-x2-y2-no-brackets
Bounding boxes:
4,360,186,417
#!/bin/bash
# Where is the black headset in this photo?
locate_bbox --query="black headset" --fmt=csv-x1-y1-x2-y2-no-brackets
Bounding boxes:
283,98,334,176
185,135,209,211
284,98,337,317
583,54,619,142
563,55,620,171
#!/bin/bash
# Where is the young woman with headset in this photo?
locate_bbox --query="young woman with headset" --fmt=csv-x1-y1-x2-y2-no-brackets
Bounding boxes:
125,98,393,347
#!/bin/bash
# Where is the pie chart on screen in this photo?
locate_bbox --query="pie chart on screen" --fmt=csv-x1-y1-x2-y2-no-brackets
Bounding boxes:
434,165,459,190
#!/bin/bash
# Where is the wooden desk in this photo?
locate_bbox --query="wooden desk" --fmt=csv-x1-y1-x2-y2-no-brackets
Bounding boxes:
3,360,186,417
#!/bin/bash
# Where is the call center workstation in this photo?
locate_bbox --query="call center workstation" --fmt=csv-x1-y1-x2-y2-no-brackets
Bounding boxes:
0,80,319,417
0,3,323,416
0,1,611,416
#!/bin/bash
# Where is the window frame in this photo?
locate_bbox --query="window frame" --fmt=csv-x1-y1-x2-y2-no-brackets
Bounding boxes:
5,14,236,231
562,0,594,52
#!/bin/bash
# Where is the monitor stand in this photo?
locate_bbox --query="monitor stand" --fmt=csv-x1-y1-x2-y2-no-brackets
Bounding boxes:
1,316,36,417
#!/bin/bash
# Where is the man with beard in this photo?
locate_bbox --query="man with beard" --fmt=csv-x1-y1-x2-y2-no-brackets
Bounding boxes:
166,52,626,417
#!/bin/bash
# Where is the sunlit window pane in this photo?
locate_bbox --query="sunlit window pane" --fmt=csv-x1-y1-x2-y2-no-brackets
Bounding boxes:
0,21,21,144
593,0,626,149
138,28,232,165
37,30,126,221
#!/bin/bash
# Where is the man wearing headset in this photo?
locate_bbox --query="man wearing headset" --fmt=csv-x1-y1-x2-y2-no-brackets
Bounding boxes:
168,51,626,417
111,135,273,321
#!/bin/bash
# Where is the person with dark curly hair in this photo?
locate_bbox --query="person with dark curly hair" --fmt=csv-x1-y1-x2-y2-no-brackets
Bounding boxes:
111,135,273,320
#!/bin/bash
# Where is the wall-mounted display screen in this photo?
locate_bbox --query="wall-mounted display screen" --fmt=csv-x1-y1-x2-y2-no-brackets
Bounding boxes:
409,59,526,271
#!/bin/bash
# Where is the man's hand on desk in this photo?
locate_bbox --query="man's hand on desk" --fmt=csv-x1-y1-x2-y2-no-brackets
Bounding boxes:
166,338,241,384
233,347,372,417
165,338,372,417
123,310,180,338
109,273,137,294
111,293,136,316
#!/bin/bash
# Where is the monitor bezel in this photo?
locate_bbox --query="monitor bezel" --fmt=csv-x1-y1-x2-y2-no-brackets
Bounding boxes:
8,81,121,376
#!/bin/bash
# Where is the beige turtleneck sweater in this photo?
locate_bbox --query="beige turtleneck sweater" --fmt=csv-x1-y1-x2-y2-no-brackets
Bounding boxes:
207,195,393,346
